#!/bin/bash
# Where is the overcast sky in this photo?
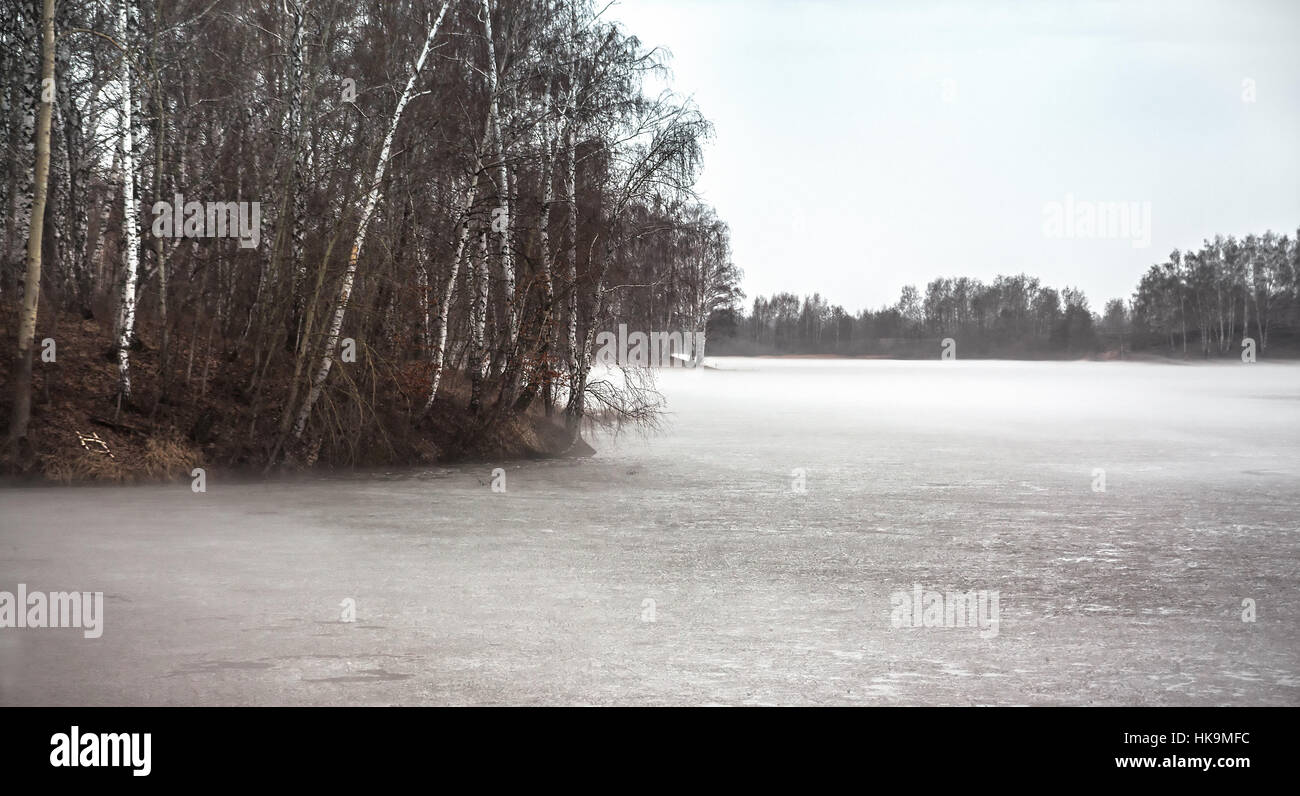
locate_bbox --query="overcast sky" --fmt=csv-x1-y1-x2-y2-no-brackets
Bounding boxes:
611,0,1300,313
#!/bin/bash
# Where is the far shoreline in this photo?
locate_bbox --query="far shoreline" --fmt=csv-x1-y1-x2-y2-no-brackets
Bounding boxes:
5,351,1293,487
713,351,1294,363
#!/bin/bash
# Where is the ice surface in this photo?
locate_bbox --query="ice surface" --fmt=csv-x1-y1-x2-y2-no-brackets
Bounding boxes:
1,359,1297,705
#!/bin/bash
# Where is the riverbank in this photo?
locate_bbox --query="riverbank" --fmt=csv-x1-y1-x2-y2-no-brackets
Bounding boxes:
0,308,590,484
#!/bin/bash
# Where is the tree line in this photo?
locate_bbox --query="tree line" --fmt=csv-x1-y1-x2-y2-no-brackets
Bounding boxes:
1,0,740,465
1131,232,1298,357
711,230,1298,359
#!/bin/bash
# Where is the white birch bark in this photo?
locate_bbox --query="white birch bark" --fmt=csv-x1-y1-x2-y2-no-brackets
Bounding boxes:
7,4,37,279
6,0,54,446
116,0,141,399
481,0,516,357
417,259,430,349
292,0,451,438
561,0,582,392
563,111,579,388
288,0,309,316
537,86,556,313
0,22,10,268
422,171,481,414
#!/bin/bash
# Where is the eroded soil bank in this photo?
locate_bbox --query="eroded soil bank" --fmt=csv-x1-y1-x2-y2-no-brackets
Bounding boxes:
0,308,592,483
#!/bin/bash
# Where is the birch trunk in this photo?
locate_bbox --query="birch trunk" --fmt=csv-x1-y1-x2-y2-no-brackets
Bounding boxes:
115,0,141,399
537,88,557,323
421,171,481,415
5,3,38,292
6,0,54,447
535,90,558,398
152,91,169,386
288,0,309,318
481,0,516,356
563,108,579,402
506,86,557,413
290,0,451,439
468,230,490,411
416,260,430,350
1242,256,1251,349
1255,257,1267,350
0,21,10,277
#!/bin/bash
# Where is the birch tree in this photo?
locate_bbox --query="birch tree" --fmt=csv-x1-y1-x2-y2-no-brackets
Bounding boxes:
482,0,517,356
6,0,55,450
468,228,491,410
291,0,453,440
115,0,142,400
4,2,38,294
421,170,481,415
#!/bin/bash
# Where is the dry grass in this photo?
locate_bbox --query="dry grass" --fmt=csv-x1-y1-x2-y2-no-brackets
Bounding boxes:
37,430,199,484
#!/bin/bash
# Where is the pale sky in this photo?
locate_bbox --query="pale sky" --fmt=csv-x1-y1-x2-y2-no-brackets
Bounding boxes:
611,0,1300,312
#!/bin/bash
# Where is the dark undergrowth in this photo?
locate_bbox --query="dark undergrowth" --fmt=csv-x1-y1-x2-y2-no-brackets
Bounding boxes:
0,306,589,483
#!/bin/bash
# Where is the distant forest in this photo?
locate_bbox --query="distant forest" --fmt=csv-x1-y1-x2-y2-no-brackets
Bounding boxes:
709,230,1300,359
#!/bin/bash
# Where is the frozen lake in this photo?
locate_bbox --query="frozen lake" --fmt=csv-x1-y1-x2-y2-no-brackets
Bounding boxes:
2,358,1298,705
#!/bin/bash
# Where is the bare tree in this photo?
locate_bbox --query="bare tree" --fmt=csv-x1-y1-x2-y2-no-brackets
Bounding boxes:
291,0,453,441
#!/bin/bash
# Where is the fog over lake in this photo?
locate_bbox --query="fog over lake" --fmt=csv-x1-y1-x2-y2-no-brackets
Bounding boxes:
2,359,1298,705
